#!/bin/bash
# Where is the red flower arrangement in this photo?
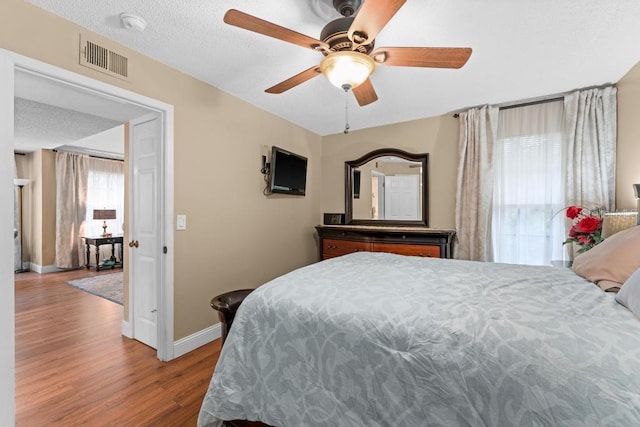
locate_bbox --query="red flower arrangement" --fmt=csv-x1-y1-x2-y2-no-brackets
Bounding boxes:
563,205,605,254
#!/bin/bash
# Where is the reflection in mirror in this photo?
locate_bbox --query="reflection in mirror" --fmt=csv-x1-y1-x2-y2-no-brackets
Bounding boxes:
345,149,429,226
353,157,422,220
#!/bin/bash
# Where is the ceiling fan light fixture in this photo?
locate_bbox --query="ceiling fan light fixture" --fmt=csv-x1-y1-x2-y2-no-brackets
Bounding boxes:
320,51,375,90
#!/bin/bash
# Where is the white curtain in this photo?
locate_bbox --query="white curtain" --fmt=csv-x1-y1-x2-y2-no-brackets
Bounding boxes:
55,152,89,268
492,86,616,266
84,157,124,237
55,153,125,268
564,86,617,210
493,101,565,265
455,105,499,261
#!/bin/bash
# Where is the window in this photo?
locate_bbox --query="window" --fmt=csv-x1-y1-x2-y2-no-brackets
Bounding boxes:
84,157,124,237
492,101,566,265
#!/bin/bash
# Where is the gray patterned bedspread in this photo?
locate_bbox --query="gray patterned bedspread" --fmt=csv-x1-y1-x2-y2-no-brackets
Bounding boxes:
198,252,640,426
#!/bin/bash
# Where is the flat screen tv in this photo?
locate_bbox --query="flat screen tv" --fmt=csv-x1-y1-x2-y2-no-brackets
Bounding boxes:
269,146,308,196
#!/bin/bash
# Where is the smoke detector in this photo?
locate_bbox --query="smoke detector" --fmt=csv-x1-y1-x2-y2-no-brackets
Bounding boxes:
120,13,147,32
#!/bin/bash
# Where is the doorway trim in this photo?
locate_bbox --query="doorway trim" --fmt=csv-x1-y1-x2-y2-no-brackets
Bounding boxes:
1,48,175,362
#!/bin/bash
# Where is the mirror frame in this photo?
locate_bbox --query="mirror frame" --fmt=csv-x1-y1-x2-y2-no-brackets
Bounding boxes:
345,148,429,227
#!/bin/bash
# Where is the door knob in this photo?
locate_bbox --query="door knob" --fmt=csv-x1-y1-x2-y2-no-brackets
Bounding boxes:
128,240,139,248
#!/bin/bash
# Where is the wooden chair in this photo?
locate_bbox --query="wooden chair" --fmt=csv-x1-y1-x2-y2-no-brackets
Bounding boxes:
210,289,254,344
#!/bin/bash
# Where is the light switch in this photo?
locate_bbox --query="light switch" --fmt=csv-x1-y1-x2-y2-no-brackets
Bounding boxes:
176,214,187,230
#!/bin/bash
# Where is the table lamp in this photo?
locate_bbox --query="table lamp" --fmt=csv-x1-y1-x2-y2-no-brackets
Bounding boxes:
93,209,117,237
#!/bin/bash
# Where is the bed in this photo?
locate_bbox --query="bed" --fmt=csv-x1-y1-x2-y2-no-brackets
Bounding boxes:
198,251,640,426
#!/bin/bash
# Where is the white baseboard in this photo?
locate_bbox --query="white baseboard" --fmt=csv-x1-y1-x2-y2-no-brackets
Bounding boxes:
121,322,220,360
121,320,132,338
173,323,221,359
28,263,77,274
29,263,65,274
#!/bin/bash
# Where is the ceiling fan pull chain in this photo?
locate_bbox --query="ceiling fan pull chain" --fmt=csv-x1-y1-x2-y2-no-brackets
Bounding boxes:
343,84,350,134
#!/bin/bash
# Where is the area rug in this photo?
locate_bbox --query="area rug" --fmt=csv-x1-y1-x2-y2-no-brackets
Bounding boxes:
66,272,123,305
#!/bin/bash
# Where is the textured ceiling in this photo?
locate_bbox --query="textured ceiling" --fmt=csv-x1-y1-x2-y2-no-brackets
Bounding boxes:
26,0,640,135
14,69,151,154
14,98,121,152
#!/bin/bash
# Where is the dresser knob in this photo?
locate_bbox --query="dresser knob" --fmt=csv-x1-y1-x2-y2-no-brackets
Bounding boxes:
402,235,406,239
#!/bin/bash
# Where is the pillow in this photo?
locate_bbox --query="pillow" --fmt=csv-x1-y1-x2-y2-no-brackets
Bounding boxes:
615,267,640,317
572,225,640,292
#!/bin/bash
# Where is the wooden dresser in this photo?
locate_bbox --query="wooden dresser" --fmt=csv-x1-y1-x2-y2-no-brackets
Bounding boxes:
315,225,456,260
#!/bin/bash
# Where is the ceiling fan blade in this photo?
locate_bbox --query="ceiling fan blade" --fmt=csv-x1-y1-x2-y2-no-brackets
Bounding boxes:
371,47,472,68
224,9,329,51
265,66,322,94
348,0,406,46
352,78,378,106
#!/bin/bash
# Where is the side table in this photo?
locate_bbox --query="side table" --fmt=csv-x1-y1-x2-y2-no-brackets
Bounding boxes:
83,235,124,271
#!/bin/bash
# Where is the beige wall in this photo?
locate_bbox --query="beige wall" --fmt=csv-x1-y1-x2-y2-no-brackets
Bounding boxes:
15,150,58,269
41,150,57,266
377,162,421,176
616,60,640,210
2,0,321,340
322,115,459,229
27,151,41,267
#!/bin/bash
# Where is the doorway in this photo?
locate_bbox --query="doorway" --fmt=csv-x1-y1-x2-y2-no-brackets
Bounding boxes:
1,49,175,366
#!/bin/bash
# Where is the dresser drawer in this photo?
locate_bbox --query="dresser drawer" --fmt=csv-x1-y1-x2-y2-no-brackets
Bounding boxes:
372,243,440,258
316,226,455,260
323,239,371,259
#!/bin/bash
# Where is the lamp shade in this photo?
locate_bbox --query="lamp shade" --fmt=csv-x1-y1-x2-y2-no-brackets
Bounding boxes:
93,209,117,220
320,51,375,90
13,178,30,187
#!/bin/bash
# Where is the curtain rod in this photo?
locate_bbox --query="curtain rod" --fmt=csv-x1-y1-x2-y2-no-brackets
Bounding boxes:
452,95,561,118
498,96,563,111
452,83,615,118
52,148,124,162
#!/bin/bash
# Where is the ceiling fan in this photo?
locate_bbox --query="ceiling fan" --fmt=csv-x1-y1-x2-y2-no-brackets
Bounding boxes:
223,0,472,107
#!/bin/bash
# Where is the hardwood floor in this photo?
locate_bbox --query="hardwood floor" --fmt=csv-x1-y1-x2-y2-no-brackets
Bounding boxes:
15,268,221,426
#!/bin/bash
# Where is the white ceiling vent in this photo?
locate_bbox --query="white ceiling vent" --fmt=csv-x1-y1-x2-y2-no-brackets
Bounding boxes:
79,34,129,81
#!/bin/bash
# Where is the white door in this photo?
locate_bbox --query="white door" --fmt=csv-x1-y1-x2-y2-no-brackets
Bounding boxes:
384,175,420,220
372,171,385,219
130,115,161,348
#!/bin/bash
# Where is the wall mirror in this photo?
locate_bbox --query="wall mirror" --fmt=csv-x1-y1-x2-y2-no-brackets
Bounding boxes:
345,148,429,226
